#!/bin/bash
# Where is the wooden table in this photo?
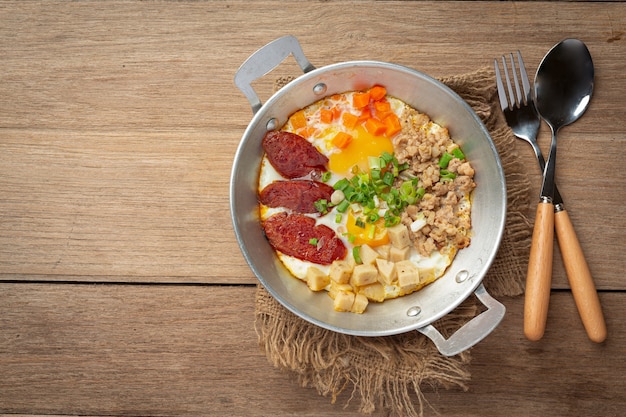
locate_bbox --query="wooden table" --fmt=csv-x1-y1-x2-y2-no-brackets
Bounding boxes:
1,1,625,416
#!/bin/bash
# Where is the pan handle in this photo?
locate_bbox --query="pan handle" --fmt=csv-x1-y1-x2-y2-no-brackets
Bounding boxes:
416,284,505,357
234,35,316,114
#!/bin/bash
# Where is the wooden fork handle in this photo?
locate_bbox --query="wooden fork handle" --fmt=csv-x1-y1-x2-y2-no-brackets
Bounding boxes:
525,201,554,341
554,209,607,343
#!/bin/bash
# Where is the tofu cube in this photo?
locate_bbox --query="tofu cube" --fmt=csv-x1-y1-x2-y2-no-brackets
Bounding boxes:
418,267,436,285
306,266,329,291
351,294,369,314
329,260,353,284
389,245,411,262
396,260,420,292
358,282,385,302
328,281,353,300
350,264,379,287
387,224,411,248
375,258,397,285
333,291,355,312
375,244,391,260
358,244,380,265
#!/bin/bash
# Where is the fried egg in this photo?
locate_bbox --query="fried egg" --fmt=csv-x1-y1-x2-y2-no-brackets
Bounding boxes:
258,86,473,312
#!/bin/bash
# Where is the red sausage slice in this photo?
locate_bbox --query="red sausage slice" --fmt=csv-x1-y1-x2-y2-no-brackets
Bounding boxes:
262,131,328,179
259,180,334,213
262,212,347,265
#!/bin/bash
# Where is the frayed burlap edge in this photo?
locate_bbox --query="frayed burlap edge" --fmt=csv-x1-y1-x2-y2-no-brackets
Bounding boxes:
254,66,532,417
256,288,477,416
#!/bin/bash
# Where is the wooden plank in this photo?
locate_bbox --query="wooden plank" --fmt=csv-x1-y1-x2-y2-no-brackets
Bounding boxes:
0,1,624,131
0,129,252,282
0,283,624,416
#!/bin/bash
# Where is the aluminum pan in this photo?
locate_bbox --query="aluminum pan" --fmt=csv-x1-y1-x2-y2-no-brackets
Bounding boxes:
230,61,506,336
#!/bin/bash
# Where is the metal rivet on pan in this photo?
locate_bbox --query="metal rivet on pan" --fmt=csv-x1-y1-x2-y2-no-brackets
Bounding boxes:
407,306,421,317
455,270,470,283
313,83,327,95
266,118,278,131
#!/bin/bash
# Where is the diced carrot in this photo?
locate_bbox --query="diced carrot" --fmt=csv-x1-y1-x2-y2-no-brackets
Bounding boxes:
383,113,402,137
373,100,392,120
374,100,391,113
369,85,387,101
320,108,334,124
352,92,371,109
298,126,317,138
332,106,342,120
364,117,387,136
341,112,359,130
357,107,371,123
290,110,307,130
331,132,353,149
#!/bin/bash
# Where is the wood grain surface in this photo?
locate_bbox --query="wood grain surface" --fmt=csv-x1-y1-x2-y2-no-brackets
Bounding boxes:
1,1,625,416
1,285,625,416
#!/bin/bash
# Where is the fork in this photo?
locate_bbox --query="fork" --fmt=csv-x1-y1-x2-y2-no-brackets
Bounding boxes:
495,52,606,343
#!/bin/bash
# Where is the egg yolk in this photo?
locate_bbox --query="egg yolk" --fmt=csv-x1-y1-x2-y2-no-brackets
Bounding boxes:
346,210,390,247
328,125,394,177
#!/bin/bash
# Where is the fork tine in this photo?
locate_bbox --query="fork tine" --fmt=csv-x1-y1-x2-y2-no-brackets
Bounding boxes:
516,51,532,105
494,58,510,111
509,53,523,108
502,55,516,109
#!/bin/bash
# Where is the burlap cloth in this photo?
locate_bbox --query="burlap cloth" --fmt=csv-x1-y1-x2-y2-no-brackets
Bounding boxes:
254,66,532,417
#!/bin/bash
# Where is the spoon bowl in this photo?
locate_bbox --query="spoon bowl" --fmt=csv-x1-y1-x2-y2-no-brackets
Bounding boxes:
535,39,594,133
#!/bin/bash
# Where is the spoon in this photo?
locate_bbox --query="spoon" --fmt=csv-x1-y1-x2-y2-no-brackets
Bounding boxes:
524,39,605,342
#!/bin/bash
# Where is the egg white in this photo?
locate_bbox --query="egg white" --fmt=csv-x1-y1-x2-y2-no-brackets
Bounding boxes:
258,91,464,299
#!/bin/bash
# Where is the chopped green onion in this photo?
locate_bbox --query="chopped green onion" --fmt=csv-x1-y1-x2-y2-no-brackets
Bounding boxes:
440,169,457,181
382,171,395,186
368,156,381,170
335,213,343,223
380,151,394,165
335,199,350,213
400,180,414,195
349,191,363,203
314,199,328,214
330,189,345,205
383,211,401,227
438,152,453,168
309,238,318,246
367,212,380,223
452,147,465,160
398,178,423,206
326,151,424,231
410,213,427,232
367,224,376,240
333,178,350,191
321,171,332,182
343,185,356,200
347,233,356,243
353,246,362,264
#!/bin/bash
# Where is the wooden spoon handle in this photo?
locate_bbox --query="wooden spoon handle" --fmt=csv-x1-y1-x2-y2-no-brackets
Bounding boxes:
554,209,607,343
525,201,554,341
